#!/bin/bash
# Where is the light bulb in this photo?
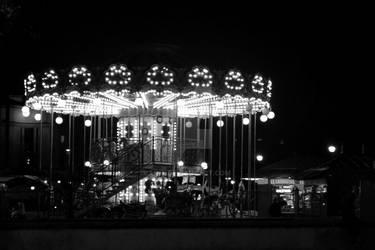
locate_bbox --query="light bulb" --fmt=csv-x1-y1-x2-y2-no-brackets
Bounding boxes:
216,120,224,127
34,113,41,121
328,145,336,153
267,111,275,119
201,162,208,170
33,102,42,110
242,117,250,125
84,119,92,127
256,154,263,162
177,160,184,167
55,116,63,124
103,160,110,166
21,106,30,113
84,161,92,167
260,114,268,123
215,101,224,109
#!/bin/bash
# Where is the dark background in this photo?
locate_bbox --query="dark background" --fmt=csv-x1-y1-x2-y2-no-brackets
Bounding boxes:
1,2,372,161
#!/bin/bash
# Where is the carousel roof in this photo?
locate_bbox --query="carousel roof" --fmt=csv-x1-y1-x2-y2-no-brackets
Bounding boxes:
24,64,273,118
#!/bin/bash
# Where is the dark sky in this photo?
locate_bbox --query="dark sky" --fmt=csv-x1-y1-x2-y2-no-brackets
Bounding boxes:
1,2,373,159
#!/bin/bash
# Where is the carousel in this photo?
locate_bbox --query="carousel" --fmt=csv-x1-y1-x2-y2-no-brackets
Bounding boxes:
22,63,274,214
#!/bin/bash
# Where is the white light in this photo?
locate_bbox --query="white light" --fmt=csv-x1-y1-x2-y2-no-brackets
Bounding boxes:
34,113,41,121
185,121,192,128
22,106,30,113
22,111,30,117
30,186,35,191
57,99,66,107
55,116,63,124
216,120,224,127
33,102,42,110
84,161,92,167
256,154,263,162
215,101,224,109
103,160,110,166
260,114,268,123
135,98,143,106
201,162,208,170
242,117,250,125
84,119,92,127
267,111,275,119
57,180,61,184
177,160,184,167
119,178,125,183
328,145,336,153
230,180,235,185
43,180,48,184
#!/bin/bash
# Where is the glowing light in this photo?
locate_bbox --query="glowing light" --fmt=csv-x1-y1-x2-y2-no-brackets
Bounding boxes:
57,180,61,184
32,102,42,110
201,162,208,170
146,64,174,86
224,70,245,90
30,186,35,191
242,117,250,125
84,161,92,167
215,101,224,109
185,121,192,128
22,106,30,114
68,66,92,86
103,159,110,166
22,106,30,117
34,113,41,121
57,99,66,108
24,73,36,96
42,69,59,89
260,114,268,123
105,64,132,85
187,66,213,87
230,180,235,185
119,178,125,183
55,116,63,124
134,98,143,106
84,119,92,127
216,119,224,127
328,145,336,153
177,160,184,167
252,74,265,94
256,154,263,162
267,111,275,119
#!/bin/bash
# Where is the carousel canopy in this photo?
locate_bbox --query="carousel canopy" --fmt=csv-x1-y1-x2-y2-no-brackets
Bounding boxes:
24,64,272,118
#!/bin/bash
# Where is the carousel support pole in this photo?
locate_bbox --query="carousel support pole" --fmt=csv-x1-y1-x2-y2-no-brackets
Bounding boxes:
39,108,43,172
253,113,257,215
218,114,222,190
247,111,252,217
49,104,54,216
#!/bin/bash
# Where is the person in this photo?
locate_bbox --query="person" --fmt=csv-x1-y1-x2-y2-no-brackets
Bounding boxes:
11,202,26,220
269,195,286,217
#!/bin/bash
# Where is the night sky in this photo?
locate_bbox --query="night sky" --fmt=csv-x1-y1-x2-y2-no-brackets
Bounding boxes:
1,2,372,160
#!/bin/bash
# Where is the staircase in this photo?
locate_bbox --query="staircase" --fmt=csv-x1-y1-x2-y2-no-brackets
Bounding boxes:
87,137,173,203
